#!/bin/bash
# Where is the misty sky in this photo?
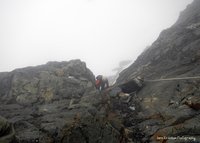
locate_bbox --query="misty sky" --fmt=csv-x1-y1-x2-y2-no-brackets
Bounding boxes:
0,0,193,76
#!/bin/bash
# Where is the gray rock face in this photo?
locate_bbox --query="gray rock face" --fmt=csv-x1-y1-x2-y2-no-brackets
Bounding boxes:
0,60,95,104
116,0,200,142
0,116,16,143
0,60,123,142
1,1,200,143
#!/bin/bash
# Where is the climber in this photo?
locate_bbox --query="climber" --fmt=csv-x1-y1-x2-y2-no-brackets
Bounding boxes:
95,75,109,91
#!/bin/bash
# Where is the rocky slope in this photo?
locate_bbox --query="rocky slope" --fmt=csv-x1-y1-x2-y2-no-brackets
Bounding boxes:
116,0,200,142
1,1,200,143
0,60,124,143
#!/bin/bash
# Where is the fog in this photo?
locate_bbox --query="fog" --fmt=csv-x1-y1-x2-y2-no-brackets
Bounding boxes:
0,0,193,76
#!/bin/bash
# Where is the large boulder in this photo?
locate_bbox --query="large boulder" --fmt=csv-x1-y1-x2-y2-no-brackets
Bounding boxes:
0,59,124,142
0,60,95,105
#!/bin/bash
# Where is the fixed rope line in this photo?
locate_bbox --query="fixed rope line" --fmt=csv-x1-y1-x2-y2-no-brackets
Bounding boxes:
108,76,200,91
145,76,200,82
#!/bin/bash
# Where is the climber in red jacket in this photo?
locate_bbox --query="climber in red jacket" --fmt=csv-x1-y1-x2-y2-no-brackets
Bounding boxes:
95,75,109,91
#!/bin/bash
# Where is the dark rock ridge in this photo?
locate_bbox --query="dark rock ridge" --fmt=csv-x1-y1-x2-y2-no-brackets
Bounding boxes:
0,60,124,142
116,0,200,142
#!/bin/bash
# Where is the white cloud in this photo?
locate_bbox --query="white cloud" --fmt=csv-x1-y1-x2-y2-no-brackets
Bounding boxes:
0,0,193,75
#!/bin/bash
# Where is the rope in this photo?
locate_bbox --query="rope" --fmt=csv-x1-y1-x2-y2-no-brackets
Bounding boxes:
145,76,200,82
107,76,200,91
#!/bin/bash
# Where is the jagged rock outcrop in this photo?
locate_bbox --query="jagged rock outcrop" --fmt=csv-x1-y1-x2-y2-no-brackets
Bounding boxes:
116,0,200,142
0,60,123,143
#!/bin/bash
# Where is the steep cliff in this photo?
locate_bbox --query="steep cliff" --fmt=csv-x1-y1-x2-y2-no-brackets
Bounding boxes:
116,0,200,142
